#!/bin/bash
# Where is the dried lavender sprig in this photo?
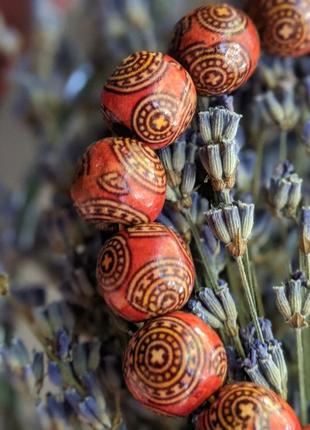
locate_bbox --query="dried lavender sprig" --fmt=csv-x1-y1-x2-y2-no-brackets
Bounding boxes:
274,271,309,423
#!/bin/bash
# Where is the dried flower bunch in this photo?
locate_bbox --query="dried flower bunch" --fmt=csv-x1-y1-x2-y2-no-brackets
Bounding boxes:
2,0,310,429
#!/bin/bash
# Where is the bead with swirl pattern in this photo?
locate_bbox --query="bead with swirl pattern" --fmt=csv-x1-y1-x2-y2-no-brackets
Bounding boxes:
248,0,310,57
197,382,302,430
71,137,166,228
124,311,227,416
97,223,195,321
101,51,197,149
170,4,260,96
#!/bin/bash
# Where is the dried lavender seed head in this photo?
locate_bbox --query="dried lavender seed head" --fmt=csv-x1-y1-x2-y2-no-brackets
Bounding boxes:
199,107,242,145
199,288,226,322
267,161,302,219
172,138,186,173
274,272,310,328
299,206,310,254
187,299,223,329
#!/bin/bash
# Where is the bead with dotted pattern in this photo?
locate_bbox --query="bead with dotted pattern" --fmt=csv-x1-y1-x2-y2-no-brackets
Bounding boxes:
124,311,227,416
101,51,197,149
170,3,260,96
70,137,166,228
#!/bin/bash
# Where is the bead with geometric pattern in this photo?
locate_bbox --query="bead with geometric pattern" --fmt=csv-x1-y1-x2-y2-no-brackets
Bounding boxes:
70,137,166,228
101,51,197,149
248,0,310,57
97,223,195,321
123,311,227,416
170,3,260,96
196,382,302,430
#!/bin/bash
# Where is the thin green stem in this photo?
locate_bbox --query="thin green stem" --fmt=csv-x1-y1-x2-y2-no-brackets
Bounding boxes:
184,211,219,293
306,254,310,282
296,329,307,425
279,129,288,162
236,256,264,343
232,331,246,359
244,246,265,317
252,140,264,201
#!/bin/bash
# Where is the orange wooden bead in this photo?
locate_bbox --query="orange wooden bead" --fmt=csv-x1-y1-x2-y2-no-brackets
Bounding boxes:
303,426,310,430
71,137,166,227
197,382,302,430
170,3,260,96
248,0,310,57
124,311,227,416
101,51,197,149
97,223,194,321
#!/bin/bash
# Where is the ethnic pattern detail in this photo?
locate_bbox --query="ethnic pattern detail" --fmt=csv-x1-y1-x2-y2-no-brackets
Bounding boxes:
132,93,180,145
196,5,248,34
97,172,129,195
127,223,169,238
170,14,192,54
104,51,168,93
168,228,193,262
201,383,282,429
181,42,250,96
126,258,194,316
75,198,149,225
97,235,130,292
208,345,227,380
262,2,307,54
112,138,166,193
124,315,205,405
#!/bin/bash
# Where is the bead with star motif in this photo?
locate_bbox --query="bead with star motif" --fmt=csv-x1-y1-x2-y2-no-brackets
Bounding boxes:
97,223,195,321
71,137,166,228
248,0,310,57
196,382,302,430
101,51,197,149
170,3,260,96
123,311,227,416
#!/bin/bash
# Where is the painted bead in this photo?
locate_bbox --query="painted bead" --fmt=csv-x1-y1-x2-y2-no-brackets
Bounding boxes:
248,0,310,57
124,311,227,416
170,4,260,96
101,51,197,149
97,222,194,321
197,382,302,430
71,137,166,228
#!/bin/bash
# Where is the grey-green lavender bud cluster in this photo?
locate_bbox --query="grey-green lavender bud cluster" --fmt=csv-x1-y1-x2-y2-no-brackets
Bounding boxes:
274,271,310,329
267,161,302,219
159,137,197,208
256,84,299,131
199,107,240,192
189,280,238,337
241,320,288,399
206,201,254,257
299,206,310,255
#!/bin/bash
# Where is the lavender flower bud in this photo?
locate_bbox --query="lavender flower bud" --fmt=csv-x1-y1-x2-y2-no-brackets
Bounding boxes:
181,163,196,196
274,272,310,328
206,208,231,245
199,107,242,144
48,362,62,386
187,299,223,329
267,162,302,218
242,348,270,389
299,206,310,254
172,138,186,173
255,342,282,394
274,285,292,321
268,340,288,399
207,202,254,257
199,289,226,322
